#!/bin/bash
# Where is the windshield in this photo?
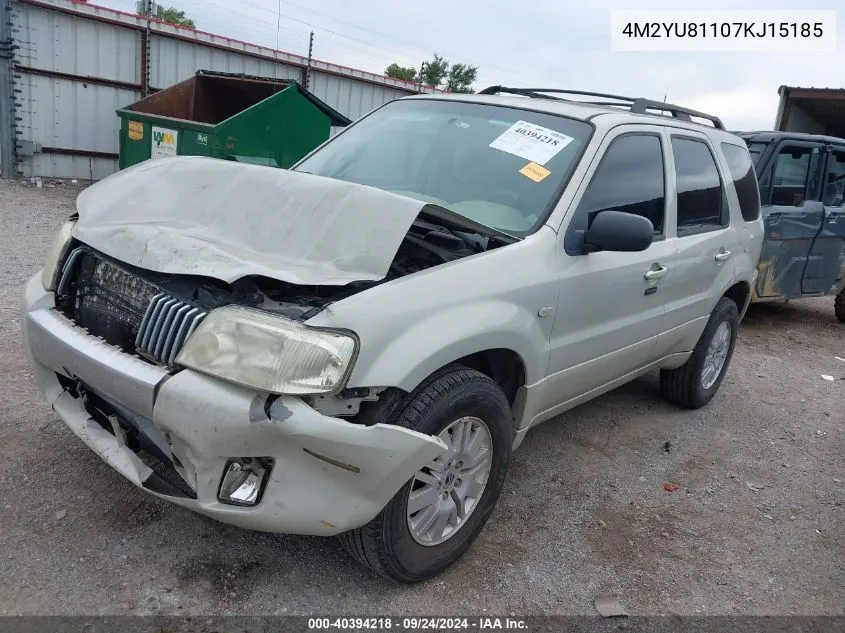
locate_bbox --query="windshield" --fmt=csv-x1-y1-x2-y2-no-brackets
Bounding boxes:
295,99,592,235
744,141,768,167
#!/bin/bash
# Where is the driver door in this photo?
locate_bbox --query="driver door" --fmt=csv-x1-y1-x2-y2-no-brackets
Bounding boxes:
539,126,675,416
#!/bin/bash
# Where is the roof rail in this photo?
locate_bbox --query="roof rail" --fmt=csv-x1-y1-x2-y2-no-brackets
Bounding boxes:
478,86,725,130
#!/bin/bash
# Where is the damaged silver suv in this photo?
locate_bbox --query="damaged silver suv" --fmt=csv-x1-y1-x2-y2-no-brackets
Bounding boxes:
23,87,764,582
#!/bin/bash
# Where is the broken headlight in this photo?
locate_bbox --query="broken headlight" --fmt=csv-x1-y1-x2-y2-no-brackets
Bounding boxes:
42,220,76,291
175,305,357,395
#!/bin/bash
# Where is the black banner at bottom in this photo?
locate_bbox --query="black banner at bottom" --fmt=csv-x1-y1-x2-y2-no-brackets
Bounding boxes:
0,616,842,633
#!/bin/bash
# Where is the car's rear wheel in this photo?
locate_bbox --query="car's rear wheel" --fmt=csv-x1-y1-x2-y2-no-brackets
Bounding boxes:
835,288,845,323
660,297,739,409
338,365,512,583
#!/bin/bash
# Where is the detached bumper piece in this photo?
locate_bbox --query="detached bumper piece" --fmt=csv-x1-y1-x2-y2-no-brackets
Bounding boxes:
66,377,196,500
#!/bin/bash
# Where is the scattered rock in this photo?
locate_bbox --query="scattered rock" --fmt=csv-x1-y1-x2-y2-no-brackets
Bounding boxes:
663,482,680,492
54,509,66,520
594,594,627,617
746,482,764,493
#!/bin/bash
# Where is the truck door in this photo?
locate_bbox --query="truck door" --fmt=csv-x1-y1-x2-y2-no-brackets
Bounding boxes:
802,145,845,295
755,141,825,300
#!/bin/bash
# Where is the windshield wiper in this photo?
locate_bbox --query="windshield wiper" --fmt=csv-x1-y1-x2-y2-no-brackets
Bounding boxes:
418,205,521,245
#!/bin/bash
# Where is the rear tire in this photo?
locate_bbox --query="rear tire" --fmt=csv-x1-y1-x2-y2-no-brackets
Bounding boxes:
338,365,512,583
661,297,739,409
835,288,845,323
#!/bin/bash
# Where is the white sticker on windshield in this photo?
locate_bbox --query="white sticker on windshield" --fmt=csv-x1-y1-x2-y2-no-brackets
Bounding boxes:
488,121,574,166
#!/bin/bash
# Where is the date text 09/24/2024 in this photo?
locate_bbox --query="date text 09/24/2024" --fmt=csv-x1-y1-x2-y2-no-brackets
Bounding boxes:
307,617,528,630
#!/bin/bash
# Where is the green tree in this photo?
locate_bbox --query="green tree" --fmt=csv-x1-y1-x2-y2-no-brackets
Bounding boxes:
446,63,478,93
151,5,196,28
418,53,450,88
385,63,418,82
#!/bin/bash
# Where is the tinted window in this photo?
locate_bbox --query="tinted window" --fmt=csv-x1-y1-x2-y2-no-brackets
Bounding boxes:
672,138,725,233
721,143,761,221
770,146,815,206
822,149,845,207
574,134,665,236
296,100,592,235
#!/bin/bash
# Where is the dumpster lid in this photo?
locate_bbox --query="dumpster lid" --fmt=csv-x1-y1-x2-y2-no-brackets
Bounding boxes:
196,70,352,127
73,156,429,286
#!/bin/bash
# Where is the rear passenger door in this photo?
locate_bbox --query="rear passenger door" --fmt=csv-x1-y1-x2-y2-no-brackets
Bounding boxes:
656,133,742,355
802,145,845,294
755,141,825,299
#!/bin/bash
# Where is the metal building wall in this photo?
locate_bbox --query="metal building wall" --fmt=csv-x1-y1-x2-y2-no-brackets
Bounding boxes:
149,37,302,90
309,71,410,122
7,0,430,180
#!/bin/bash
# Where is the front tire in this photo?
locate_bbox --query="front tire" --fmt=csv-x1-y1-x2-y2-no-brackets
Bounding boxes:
661,297,739,409
339,365,512,583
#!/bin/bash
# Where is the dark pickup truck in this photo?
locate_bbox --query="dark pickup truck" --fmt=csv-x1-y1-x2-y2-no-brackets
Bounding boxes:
740,131,845,321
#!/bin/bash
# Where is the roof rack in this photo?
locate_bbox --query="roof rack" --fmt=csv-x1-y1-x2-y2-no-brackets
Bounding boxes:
478,86,725,130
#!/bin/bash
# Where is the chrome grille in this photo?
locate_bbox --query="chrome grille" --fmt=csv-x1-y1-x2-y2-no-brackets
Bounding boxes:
136,293,206,366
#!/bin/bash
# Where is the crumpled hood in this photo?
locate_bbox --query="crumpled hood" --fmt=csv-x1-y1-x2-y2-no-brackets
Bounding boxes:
73,156,428,285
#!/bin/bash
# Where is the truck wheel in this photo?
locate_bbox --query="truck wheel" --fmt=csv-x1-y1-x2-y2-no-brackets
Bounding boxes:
835,288,845,323
661,297,739,409
338,365,512,583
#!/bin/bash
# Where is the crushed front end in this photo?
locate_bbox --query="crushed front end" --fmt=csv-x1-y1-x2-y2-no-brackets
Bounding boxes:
22,242,445,535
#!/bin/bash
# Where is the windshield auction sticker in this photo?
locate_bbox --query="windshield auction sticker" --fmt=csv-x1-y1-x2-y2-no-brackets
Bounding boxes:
519,162,551,182
489,121,574,166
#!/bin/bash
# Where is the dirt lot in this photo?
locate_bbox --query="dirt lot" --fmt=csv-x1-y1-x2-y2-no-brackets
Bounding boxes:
0,178,842,616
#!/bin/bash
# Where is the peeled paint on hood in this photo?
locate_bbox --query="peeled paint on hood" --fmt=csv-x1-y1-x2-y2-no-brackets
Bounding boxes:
73,156,427,285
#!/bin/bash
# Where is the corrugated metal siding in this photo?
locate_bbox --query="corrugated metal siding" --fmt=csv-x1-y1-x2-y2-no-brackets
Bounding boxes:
9,0,427,179
15,2,139,83
26,154,116,180
149,37,302,90
15,73,137,153
309,71,408,121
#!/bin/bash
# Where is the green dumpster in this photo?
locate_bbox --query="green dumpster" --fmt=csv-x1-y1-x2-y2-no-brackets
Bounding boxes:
116,70,351,170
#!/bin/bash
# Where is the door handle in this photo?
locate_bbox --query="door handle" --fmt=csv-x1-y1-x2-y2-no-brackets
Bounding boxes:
644,265,669,280
715,250,732,263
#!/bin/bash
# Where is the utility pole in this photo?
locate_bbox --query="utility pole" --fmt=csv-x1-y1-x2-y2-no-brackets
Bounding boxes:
141,0,153,96
304,31,313,91
0,0,16,177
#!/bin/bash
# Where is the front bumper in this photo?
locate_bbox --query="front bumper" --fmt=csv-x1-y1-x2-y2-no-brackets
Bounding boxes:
22,274,446,535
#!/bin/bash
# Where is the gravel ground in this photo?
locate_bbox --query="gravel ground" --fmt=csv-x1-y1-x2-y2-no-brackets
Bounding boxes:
0,178,842,616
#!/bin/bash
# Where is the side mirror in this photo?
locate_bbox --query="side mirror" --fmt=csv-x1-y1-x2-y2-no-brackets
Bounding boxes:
583,210,654,253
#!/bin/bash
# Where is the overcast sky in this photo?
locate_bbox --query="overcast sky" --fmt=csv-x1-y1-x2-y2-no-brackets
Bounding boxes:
100,0,844,130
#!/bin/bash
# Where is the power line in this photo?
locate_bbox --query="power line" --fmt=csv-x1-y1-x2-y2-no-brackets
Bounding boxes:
272,0,560,85
105,0,563,86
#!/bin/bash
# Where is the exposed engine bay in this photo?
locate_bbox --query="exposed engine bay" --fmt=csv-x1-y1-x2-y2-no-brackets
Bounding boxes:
114,217,504,320
54,213,511,376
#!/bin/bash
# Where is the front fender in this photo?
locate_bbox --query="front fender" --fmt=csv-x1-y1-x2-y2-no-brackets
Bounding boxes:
342,299,549,394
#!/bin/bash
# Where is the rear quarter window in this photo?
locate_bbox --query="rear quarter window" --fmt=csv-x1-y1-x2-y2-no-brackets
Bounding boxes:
721,143,761,221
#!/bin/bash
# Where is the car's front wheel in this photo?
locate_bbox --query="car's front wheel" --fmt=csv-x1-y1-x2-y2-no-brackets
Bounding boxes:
660,297,739,409
339,365,512,583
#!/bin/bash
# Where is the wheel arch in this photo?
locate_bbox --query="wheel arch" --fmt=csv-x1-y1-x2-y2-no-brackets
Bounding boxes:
722,280,752,320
